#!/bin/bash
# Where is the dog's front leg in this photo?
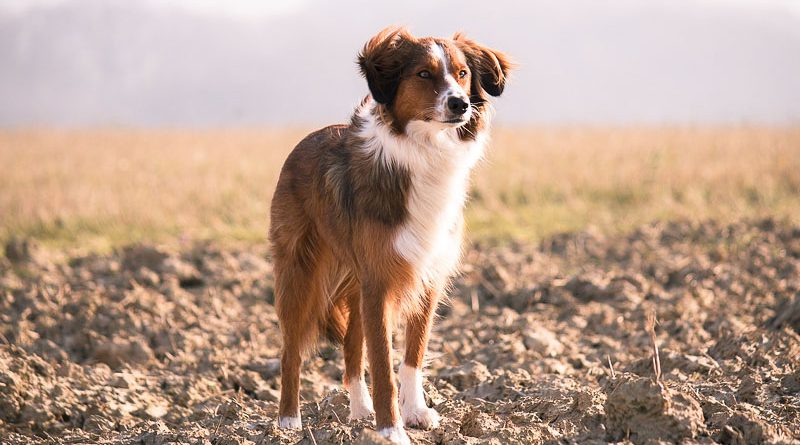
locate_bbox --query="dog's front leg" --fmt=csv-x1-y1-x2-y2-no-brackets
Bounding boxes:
361,276,410,445
400,286,441,430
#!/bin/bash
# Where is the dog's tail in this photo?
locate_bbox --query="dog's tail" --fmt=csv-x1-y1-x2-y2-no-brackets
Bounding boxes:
323,301,348,345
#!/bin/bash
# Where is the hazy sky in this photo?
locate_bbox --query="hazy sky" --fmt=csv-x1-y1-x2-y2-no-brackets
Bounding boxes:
1,0,799,126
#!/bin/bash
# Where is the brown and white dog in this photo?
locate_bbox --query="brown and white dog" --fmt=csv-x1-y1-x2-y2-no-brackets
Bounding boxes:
269,27,511,444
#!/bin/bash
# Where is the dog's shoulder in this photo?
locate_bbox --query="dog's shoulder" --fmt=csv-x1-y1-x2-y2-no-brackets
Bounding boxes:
289,124,350,160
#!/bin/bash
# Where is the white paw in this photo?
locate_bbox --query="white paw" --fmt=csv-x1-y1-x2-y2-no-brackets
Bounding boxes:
278,416,301,429
401,404,440,430
346,378,375,420
398,364,440,430
377,424,411,445
349,399,375,420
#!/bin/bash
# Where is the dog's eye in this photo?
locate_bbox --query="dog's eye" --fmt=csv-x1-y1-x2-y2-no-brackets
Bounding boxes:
458,70,468,78
417,70,431,79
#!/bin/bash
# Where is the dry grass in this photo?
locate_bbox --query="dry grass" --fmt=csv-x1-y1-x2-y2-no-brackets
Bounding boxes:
0,129,300,252
472,126,800,240
1,127,799,252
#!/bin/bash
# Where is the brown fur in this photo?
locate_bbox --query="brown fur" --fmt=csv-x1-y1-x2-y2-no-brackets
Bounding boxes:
271,123,416,427
270,27,512,432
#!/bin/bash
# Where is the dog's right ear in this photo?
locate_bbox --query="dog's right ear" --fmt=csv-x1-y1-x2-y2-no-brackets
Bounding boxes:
358,27,416,105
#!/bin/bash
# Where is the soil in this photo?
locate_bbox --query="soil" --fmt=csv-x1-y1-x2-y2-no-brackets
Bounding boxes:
2,219,799,444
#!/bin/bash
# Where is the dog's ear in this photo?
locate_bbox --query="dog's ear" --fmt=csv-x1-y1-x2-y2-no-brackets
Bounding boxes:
358,27,416,105
453,32,513,98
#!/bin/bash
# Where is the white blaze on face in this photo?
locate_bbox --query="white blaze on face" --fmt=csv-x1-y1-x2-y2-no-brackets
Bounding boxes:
430,42,471,122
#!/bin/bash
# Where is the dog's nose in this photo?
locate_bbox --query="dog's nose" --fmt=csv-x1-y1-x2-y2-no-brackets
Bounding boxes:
446,96,469,115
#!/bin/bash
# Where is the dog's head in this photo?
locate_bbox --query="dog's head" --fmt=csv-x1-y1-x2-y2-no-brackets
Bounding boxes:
358,27,512,133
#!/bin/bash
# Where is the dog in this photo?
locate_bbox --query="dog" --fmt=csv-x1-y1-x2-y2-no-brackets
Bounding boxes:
269,27,511,444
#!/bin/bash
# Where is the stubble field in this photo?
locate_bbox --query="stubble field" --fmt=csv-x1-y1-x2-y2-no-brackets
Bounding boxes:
1,127,799,444
2,127,799,249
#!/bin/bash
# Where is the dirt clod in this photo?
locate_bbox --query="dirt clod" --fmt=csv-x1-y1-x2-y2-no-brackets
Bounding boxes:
604,373,704,444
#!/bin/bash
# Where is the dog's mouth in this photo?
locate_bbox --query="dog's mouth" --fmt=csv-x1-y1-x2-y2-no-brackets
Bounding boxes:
440,117,468,125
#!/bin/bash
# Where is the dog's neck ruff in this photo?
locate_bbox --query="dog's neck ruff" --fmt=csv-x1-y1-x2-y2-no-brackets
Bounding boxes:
355,97,488,172
355,96,490,285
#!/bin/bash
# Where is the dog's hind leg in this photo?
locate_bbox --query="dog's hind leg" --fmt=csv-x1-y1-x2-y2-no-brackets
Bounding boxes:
339,274,374,420
273,228,331,429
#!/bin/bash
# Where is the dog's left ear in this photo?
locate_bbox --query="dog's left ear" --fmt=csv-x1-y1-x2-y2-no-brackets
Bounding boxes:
358,27,416,105
453,32,513,97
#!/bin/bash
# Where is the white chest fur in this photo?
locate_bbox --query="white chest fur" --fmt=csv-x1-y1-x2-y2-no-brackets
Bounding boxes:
394,127,483,282
357,101,487,284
